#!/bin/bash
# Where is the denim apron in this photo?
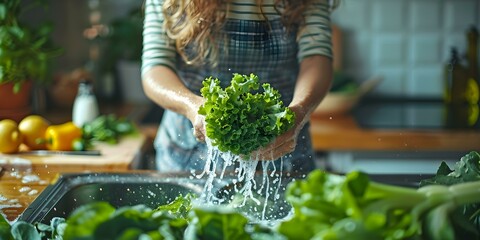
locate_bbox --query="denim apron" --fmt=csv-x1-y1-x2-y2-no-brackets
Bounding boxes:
154,18,316,174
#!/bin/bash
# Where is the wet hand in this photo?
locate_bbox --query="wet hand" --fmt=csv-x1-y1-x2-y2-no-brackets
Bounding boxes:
193,114,206,142
250,105,308,161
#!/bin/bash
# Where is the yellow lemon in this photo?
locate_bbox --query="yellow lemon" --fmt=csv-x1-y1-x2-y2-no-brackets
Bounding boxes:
18,115,51,150
0,119,23,154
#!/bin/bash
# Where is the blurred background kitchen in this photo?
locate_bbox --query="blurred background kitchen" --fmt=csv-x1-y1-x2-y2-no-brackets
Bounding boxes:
5,0,480,174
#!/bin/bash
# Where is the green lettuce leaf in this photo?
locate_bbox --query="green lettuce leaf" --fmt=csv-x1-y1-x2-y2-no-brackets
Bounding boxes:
198,73,295,157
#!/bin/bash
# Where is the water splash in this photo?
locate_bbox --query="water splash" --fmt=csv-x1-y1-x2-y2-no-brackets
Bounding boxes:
192,138,289,222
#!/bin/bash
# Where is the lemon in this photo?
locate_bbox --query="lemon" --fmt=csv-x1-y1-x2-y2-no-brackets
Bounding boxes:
18,115,50,150
0,119,23,154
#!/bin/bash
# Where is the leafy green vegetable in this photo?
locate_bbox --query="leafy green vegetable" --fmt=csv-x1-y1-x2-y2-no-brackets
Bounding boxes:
420,151,480,186
154,193,194,219
0,213,14,240
330,71,358,94
198,73,295,157
277,159,480,240
419,151,480,239
10,222,41,240
77,114,138,150
191,206,252,240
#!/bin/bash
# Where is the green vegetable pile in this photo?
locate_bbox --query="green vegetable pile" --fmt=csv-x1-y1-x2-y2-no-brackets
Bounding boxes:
74,114,137,150
278,151,480,240
0,194,280,240
2,151,479,239
198,73,295,157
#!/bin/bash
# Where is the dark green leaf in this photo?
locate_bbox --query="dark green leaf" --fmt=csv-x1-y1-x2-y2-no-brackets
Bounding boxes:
63,201,115,239
10,222,41,240
193,206,252,240
0,214,13,240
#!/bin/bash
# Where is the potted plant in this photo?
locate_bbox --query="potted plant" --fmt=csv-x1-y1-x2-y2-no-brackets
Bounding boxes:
0,0,62,121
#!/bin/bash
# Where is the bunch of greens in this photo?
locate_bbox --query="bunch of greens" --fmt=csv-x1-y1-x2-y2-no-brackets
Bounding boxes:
277,151,480,240
198,73,295,157
74,114,138,150
0,194,281,240
419,151,480,238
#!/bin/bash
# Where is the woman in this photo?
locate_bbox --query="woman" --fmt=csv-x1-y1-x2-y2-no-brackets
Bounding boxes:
142,0,336,174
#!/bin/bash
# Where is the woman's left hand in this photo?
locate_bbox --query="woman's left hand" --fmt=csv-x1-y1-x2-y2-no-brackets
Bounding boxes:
250,105,309,161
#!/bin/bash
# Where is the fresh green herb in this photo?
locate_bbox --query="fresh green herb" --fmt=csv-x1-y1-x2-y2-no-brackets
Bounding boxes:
198,73,295,157
77,114,138,150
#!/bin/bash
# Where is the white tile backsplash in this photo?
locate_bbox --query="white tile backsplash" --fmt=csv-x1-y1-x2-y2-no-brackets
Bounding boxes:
445,0,477,31
332,0,480,98
410,1,442,32
408,67,444,97
332,1,371,30
410,34,442,65
373,34,407,66
372,1,406,32
374,67,406,95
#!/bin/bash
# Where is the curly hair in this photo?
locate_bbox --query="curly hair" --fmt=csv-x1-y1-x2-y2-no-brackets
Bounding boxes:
161,0,338,66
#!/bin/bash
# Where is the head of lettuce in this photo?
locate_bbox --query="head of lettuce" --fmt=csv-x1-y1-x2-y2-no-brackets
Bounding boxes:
198,73,295,157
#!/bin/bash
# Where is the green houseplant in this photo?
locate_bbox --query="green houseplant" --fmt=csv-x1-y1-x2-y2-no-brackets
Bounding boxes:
0,0,62,92
0,0,62,121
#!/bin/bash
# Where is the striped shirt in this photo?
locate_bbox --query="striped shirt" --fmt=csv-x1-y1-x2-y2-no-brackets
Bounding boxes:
146,0,333,173
142,0,333,76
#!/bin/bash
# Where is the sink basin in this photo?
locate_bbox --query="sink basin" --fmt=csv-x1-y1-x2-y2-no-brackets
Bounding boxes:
19,172,206,224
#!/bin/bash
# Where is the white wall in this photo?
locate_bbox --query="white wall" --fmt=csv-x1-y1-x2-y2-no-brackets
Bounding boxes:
331,0,480,99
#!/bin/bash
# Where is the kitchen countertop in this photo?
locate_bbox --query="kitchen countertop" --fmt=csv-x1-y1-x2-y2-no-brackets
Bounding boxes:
2,100,479,222
310,114,480,152
0,134,147,222
310,100,480,152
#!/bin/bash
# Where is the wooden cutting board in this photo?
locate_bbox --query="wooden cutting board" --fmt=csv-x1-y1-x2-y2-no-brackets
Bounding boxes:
0,134,147,173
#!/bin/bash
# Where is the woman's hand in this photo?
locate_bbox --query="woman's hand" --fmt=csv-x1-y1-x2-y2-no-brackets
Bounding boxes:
188,97,207,142
192,114,206,142
249,56,333,160
250,105,309,161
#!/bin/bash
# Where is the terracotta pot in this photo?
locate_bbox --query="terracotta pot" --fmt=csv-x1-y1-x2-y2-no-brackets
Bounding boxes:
0,81,33,122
